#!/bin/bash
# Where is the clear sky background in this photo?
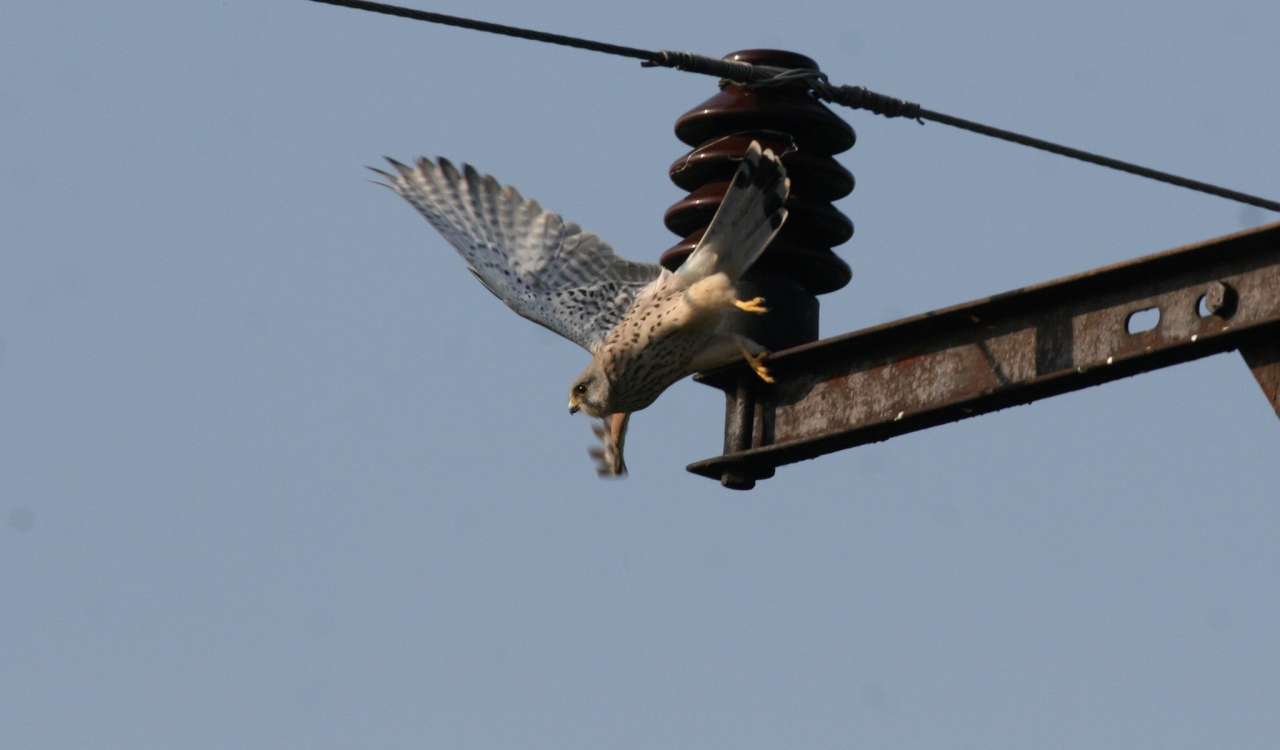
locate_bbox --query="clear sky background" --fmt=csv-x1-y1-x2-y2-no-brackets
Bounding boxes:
3,1,1278,748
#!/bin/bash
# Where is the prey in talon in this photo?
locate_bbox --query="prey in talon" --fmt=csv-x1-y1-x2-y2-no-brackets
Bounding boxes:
375,140,789,476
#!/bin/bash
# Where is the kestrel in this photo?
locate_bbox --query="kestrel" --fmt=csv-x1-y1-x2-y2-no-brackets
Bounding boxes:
373,141,788,476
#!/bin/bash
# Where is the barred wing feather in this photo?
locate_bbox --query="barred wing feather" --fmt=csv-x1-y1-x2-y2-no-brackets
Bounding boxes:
376,157,663,353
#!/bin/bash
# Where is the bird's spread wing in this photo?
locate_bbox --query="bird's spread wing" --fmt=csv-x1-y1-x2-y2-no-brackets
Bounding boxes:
676,141,789,283
375,157,663,353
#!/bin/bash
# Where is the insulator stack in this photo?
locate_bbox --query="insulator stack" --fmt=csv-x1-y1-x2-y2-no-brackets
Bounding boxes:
661,49,855,351
663,49,855,489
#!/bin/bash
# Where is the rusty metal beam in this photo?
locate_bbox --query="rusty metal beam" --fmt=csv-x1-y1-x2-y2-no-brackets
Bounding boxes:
690,222,1280,488
1241,338,1280,415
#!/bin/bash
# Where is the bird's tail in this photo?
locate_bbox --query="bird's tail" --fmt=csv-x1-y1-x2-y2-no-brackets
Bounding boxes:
675,141,790,282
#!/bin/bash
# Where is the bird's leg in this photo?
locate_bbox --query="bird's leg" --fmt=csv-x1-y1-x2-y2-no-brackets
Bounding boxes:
690,333,774,384
588,412,630,478
733,296,769,314
736,338,774,384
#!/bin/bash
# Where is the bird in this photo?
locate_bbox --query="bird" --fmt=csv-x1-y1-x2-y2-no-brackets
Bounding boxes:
372,141,788,477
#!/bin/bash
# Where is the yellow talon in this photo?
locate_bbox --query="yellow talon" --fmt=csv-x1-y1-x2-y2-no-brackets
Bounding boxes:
738,345,775,384
734,297,769,314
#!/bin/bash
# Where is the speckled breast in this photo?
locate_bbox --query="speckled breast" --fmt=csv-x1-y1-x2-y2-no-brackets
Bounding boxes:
600,289,723,413
610,326,719,413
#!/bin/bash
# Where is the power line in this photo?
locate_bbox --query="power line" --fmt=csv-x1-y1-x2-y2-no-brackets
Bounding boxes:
306,0,657,61
915,109,1280,213
308,0,1280,213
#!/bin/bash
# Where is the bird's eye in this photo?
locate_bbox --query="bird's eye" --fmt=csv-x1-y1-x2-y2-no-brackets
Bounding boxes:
574,383,588,395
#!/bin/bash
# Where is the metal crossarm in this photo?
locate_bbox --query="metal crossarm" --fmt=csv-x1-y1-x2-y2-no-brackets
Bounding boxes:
691,222,1280,488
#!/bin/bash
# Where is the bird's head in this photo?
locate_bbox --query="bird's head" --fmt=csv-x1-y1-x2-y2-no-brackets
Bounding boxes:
568,361,611,418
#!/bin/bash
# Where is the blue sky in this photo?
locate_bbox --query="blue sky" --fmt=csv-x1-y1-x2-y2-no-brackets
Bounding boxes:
3,1,1278,748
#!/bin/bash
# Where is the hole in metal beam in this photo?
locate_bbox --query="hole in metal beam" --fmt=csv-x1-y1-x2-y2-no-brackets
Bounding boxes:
1197,294,1214,318
1126,307,1161,334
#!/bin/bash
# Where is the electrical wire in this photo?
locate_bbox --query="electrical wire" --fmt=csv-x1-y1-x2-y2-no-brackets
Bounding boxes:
307,0,657,61
308,0,1279,213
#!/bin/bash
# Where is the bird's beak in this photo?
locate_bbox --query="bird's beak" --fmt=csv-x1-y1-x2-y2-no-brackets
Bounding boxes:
568,400,580,415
